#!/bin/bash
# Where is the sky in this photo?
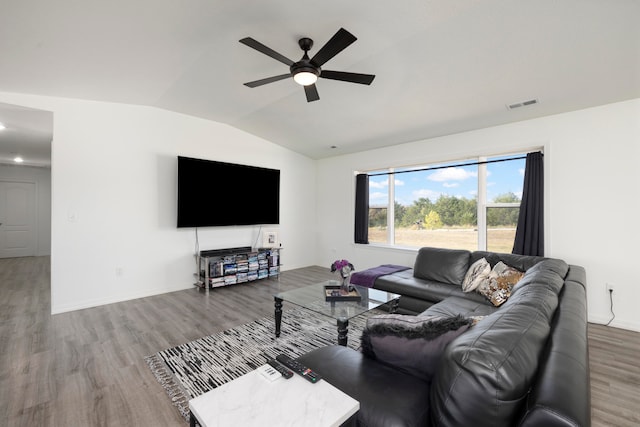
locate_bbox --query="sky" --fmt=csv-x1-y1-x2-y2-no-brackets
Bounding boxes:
369,156,526,207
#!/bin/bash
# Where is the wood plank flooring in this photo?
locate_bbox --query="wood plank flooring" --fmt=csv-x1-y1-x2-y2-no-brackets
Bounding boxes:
1,256,638,426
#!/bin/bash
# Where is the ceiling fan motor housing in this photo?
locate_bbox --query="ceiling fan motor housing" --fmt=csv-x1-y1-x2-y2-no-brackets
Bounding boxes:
291,38,320,78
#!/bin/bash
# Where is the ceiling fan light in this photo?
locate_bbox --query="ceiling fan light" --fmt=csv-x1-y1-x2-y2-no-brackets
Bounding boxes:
293,71,318,86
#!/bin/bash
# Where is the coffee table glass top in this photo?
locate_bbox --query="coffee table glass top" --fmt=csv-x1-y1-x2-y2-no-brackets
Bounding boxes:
274,280,400,321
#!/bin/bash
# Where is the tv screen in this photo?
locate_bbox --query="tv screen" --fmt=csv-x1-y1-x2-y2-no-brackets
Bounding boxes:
177,156,280,228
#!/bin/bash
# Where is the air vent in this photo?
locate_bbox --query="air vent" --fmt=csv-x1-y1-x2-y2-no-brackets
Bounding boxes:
507,99,539,110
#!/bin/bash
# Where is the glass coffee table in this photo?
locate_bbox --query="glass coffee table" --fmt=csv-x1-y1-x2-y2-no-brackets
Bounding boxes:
274,281,400,346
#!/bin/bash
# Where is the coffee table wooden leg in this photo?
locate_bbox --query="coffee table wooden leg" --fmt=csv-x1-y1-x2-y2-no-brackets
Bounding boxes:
274,297,283,338
337,318,349,346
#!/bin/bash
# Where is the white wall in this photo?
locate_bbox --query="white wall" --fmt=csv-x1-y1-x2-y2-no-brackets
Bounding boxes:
317,98,640,332
0,92,317,314
0,164,52,256
3,89,637,332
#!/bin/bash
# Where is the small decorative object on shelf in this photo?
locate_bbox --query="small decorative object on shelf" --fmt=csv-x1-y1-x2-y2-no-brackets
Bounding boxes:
330,259,355,292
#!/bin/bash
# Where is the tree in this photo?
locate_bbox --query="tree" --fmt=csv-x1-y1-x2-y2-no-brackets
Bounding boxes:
435,195,467,226
423,210,443,230
394,201,407,227
368,207,387,228
492,192,520,204
487,192,521,226
401,197,434,227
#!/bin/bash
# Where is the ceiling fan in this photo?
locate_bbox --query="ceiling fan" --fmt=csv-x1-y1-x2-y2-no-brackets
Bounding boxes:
239,28,375,102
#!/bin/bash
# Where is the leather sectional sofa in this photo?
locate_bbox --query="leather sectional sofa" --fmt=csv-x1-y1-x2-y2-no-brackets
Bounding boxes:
298,247,590,427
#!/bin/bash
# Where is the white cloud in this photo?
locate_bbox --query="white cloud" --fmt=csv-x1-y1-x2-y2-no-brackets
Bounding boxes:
370,192,388,203
369,178,403,189
443,182,459,188
518,168,525,177
428,167,477,182
369,179,387,189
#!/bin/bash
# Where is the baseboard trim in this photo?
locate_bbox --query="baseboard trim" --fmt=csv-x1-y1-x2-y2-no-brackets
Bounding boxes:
588,314,640,333
51,283,194,315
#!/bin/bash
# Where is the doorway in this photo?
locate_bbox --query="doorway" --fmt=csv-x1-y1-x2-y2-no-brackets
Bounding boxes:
0,180,37,258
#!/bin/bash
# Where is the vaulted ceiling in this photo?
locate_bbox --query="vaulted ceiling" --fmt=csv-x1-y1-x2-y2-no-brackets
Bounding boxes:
1,0,639,166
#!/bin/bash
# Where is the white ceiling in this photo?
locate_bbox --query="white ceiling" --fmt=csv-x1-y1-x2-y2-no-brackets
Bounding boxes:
0,0,639,165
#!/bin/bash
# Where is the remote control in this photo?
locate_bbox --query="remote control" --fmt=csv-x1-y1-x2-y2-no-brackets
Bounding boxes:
267,359,293,379
276,354,322,383
257,364,282,382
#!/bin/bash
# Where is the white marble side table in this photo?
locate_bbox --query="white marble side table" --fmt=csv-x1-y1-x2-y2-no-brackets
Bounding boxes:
189,365,359,427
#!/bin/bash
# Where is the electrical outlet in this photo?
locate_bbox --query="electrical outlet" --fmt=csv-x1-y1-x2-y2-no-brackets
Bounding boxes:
606,283,614,293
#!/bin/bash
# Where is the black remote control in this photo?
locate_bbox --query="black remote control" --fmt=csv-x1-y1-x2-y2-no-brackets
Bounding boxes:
275,354,322,383
267,359,293,379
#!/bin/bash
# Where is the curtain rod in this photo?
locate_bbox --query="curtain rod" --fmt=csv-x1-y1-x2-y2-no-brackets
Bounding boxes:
366,151,542,177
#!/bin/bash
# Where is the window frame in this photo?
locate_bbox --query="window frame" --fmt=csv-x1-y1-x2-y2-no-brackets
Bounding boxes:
364,151,530,251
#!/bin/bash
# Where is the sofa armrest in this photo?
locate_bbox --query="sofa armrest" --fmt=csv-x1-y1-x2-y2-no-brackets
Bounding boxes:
517,268,590,427
297,346,432,427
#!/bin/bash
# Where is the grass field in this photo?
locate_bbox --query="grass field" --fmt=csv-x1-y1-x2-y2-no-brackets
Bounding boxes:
368,227,516,253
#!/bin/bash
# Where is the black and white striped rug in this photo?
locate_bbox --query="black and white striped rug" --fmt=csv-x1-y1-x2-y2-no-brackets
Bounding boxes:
145,307,382,421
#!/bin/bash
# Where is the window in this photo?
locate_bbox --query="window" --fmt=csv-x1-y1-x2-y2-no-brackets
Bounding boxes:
366,153,527,252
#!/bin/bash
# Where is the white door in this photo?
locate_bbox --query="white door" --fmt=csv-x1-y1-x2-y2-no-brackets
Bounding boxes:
0,181,37,258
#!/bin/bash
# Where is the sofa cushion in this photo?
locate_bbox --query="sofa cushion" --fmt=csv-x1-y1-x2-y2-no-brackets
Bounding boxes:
422,296,499,318
413,247,471,285
476,261,525,306
361,314,472,382
507,258,569,303
375,272,490,306
471,250,545,272
462,257,491,292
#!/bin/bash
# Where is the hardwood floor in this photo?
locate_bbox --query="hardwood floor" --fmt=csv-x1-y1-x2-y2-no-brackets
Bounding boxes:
1,256,638,426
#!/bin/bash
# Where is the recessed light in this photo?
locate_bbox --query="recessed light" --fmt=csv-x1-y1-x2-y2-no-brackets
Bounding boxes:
14,156,24,163
0,122,6,130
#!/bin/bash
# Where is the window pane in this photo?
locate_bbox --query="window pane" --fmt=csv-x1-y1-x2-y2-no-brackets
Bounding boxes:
364,152,531,252
486,156,525,204
392,163,478,250
486,155,525,252
368,173,389,244
486,207,519,253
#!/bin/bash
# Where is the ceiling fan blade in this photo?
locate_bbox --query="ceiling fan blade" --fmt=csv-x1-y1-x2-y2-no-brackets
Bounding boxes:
320,70,375,85
239,37,294,66
304,84,320,102
310,28,357,67
243,74,291,88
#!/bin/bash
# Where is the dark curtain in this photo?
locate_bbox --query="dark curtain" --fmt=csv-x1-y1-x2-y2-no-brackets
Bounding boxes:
512,151,544,256
354,173,369,244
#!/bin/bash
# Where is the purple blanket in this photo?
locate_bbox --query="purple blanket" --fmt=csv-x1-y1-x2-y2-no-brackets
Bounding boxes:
350,264,410,288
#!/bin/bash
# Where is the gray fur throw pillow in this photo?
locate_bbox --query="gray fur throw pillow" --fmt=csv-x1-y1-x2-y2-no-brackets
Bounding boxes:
361,314,472,382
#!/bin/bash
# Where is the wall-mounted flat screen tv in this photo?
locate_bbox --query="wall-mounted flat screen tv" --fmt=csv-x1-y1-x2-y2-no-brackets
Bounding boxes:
177,156,280,228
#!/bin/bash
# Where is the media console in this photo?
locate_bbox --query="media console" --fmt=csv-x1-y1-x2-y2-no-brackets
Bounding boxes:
196,246,281,290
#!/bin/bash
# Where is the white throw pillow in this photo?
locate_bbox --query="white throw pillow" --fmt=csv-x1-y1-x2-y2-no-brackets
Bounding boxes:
462,257,491,292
